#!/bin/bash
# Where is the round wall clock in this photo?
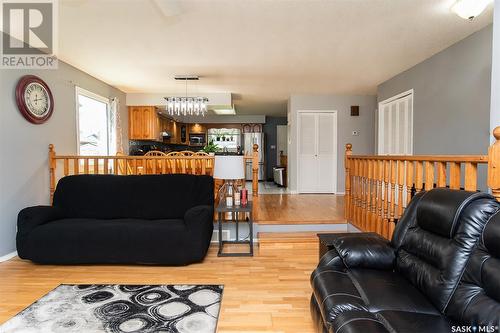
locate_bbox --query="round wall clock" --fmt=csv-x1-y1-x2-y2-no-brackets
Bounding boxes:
15,75,54,124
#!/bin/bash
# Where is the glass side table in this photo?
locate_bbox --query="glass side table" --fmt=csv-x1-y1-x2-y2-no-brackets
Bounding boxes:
215,201,254,257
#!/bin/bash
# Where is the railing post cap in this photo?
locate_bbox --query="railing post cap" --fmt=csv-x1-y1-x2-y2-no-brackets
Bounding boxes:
493,126,500,141
49,144,54,151
253,144,258,151
345,143,352,151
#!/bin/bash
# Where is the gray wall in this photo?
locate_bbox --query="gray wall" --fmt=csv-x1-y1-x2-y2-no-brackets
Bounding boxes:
378,25,493,155
0,62,127,257
491,1,500,137
288,95,377,193
263,116,287,180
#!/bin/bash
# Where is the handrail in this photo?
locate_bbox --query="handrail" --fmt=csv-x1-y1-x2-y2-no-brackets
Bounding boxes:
344,126,500,240
48,144,260,202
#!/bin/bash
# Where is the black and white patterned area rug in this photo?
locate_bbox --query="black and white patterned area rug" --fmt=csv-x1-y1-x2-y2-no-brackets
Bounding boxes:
0,284,223,333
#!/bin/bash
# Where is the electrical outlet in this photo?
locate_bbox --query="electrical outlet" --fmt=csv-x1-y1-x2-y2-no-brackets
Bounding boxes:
352,130,360,136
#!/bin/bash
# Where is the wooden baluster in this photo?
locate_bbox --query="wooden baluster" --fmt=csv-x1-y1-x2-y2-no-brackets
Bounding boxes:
142,158,147,174
201,158,206,175
354,159,360,228
252,144,259,197
376,160,384,236
132,159,137,175
436,162,447,188
383,160,390,238
364,159,370,231
191,158,196,175
370,160,378,232
424,161,435,190
74,158,79,174
63,158,69,176
84,158,89,174
397,160,405,221
464,162,477,191
488,126,500,201
388,160,397,239
359,159,365,231
367,159,374,232
49,144,56,203
350,159,356,227
114,158,119,175
181,158,186,174
172,158,177,173
405,160,414,207
93,158,98,174
415,161,423,193
449,162,461,189
104,158,109,175
344,144,352,223
162,159,167,174
152,158,157,174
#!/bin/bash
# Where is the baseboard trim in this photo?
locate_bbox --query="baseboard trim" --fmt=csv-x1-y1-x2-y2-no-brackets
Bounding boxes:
0,251,17,262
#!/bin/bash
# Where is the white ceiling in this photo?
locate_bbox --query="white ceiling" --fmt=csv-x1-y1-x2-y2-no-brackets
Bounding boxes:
59,0,494,116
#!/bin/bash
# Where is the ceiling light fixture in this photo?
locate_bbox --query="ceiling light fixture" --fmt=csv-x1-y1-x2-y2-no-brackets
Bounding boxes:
213,108,236,115
165,76,208,117
451,0,492,21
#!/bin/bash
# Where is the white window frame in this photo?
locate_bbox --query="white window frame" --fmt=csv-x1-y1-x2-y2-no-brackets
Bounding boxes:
75,86,112,155
378,89,414,156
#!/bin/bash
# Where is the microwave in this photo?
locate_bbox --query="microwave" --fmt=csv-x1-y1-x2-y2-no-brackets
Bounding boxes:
189,133,206,146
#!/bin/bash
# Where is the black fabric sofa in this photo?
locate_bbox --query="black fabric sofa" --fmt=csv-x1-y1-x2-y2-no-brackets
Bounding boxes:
311,188,500,332
17,174,214,265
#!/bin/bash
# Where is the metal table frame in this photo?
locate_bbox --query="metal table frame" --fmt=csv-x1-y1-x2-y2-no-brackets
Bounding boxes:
216,201,253,257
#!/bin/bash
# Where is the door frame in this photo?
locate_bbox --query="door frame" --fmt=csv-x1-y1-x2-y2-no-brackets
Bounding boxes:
297,110,338,194
377,89,414,155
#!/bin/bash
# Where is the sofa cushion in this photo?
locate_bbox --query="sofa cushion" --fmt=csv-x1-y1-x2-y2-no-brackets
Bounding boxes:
348,269,440,314
445,212,500,326
416,189,489,238
376,311,452,333
52,174,214,219
396,190,499,312
23,218,193,264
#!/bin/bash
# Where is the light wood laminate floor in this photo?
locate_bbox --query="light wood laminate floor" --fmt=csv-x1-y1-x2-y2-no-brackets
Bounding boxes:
0,243,319,332
254,194,345,224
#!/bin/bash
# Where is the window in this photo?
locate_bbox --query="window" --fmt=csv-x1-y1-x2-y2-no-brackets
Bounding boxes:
76,87,114,156
378,90,414,155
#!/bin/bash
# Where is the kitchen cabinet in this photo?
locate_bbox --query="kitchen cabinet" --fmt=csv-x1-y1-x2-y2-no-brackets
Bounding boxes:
128,106,160,140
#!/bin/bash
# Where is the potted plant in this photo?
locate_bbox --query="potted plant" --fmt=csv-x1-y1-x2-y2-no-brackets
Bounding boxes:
202,141,219,155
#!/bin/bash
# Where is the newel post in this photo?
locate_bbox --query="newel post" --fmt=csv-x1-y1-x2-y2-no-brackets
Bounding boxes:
345,143,353,222
49,144,56,204
252,144,259,197
488,127,500,201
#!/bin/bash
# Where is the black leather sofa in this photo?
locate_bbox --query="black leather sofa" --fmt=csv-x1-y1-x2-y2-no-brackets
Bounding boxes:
311,189,500,332
17,174,214,265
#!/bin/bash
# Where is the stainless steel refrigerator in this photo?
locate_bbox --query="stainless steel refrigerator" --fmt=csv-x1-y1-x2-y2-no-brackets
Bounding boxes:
244,133,265,181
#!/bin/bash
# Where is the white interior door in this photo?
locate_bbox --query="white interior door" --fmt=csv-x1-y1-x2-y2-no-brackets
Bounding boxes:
298,113,317,192
378,90,413,155
317,113,336,192
298,111,337,193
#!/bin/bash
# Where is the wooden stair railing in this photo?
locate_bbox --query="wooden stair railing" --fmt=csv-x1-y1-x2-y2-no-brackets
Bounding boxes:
345,126,500,240
48,144,260,202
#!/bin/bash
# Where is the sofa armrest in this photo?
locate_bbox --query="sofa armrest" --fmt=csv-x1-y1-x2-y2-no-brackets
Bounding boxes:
319,233,396,270
184,205,214,229
17,206,63,250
